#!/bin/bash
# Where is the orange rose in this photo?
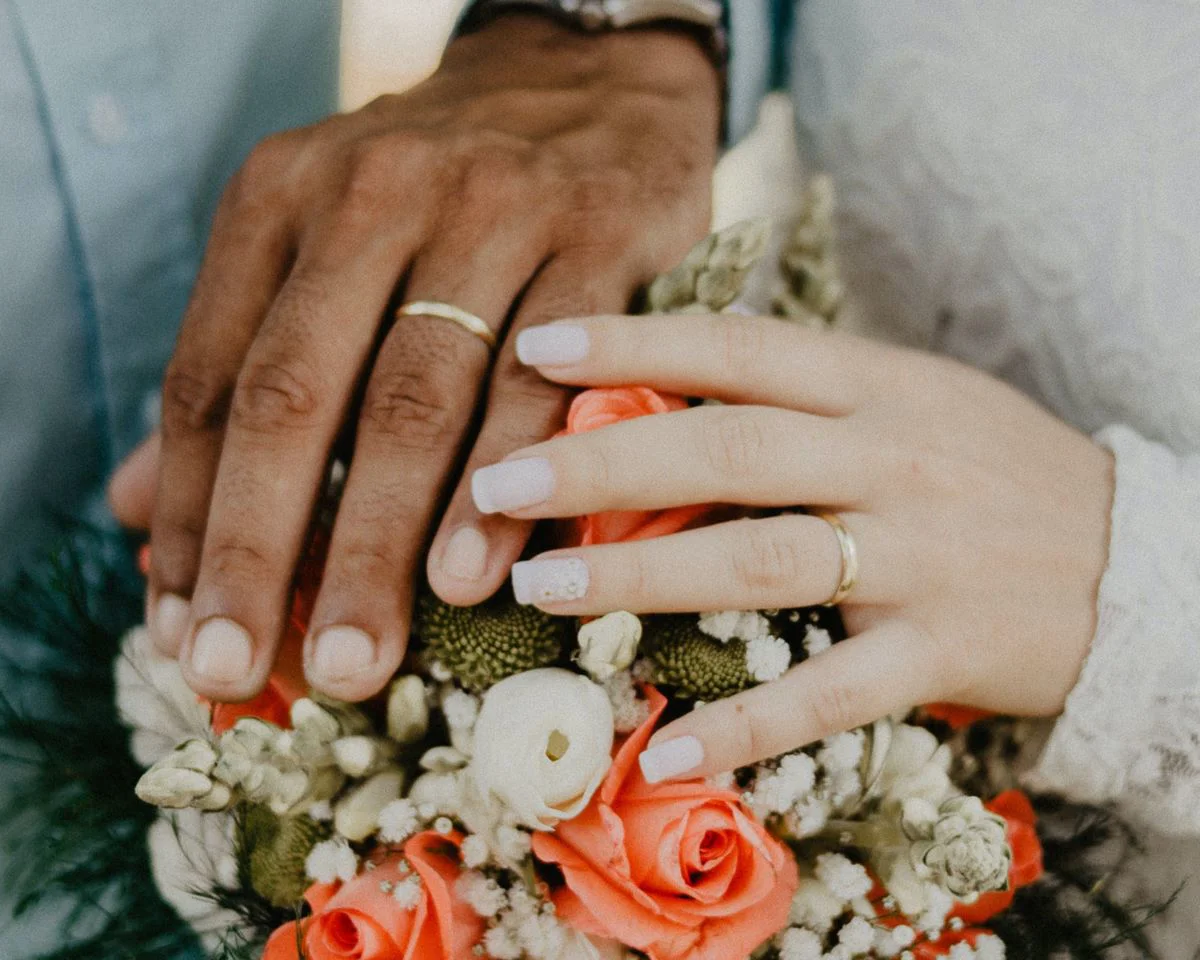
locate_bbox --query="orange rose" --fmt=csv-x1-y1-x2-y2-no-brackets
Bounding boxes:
532,687,798,960
562,388,716,546
263,832,483,960
921,703,995,731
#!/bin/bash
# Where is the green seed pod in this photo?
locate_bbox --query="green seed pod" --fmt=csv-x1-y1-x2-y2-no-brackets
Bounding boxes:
413,587,565,692
642,615,754,701
646,219,770,314
239,804,330,908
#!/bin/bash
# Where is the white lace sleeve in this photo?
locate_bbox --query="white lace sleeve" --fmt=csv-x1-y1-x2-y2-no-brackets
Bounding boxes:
1028,425,1200,835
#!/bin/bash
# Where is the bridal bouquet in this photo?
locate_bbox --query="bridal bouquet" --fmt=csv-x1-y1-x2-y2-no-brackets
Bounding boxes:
0,182,1168,960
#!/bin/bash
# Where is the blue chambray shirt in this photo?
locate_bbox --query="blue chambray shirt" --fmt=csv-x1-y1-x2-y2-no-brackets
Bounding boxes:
0,0,340,582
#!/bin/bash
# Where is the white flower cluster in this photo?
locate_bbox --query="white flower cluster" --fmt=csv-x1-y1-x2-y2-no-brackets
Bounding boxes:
750,720,1011,959
135,692,402,822
742,728,864,832
698,609,793,682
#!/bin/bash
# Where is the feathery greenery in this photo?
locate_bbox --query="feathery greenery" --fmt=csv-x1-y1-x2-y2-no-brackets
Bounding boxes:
0,526,200,959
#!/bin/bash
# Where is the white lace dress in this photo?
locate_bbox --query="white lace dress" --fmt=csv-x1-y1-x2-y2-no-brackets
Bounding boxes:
773,1,1200,952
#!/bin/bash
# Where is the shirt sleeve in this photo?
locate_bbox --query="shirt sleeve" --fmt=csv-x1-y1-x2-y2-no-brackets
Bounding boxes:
1026,424,1200,836
723,0,783,145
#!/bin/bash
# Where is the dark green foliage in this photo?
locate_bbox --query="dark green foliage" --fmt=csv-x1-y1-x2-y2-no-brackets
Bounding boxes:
990,795,1175,960
0,527,200,959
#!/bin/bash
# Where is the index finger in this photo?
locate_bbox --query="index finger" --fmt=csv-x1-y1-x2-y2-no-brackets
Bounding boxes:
636,620,942,782
516,314,886,416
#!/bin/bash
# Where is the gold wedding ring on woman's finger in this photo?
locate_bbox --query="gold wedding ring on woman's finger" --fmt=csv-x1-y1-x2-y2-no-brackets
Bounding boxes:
815,512,859,606
397,300,497,350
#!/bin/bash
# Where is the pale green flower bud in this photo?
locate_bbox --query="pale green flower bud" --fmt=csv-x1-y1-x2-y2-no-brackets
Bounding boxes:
576,612,641,682
331,735,396,778
387,674,430,744
334,770,406,842
907,796,1011,899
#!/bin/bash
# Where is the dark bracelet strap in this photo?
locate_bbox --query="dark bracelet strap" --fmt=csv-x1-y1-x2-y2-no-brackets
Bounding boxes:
456,0,729,73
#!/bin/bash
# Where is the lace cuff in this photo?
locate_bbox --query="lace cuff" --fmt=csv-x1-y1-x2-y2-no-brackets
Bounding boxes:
1027,425,1200,835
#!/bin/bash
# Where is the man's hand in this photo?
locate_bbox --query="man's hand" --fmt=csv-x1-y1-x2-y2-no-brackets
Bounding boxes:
109,14,720,704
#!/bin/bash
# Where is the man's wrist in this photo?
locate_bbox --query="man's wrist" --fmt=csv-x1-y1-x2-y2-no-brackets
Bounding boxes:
457,0,726,70
449,12,719,94
444,9,722,133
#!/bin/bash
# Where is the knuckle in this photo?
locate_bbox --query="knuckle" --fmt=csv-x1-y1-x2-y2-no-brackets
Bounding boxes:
227,133,299,206
558,176,639,254
326,540,404,589
154,511,207,552
338,139,411,217
704,409,767,481
361,369,458,451
231,357,324,434
731,520,805,593
805,679,859,737
161,363,234,435
202,536,276,582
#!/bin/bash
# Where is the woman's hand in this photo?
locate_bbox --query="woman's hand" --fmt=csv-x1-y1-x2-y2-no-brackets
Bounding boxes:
470,314,1115,780
108,14,719,704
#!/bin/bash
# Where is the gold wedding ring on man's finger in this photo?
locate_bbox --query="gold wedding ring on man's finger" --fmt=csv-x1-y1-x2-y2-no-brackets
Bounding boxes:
814,511,859,606
397,300,497,350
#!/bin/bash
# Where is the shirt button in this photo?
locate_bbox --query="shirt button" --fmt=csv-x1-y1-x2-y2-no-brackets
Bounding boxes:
88,92,130,145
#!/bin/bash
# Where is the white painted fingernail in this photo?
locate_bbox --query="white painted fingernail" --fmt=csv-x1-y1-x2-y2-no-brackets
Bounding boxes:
516,325,590,366
511,557,589,606
471,457,555,514
638,736,704,783
153,593,191,651
311,626,377,681
441,526,488,581
190,618,253,684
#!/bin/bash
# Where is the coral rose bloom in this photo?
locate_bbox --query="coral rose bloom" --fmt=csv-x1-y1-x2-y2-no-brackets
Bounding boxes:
563,388,716,546
532,687,799,960
264,832,483,960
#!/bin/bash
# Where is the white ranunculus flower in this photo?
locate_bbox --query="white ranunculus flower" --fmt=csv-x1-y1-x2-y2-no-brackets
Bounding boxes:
470,668,614,830
871,724,956,810
115,627,211,767
388,674,430,744
147,809,240,950
576,612,641,681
